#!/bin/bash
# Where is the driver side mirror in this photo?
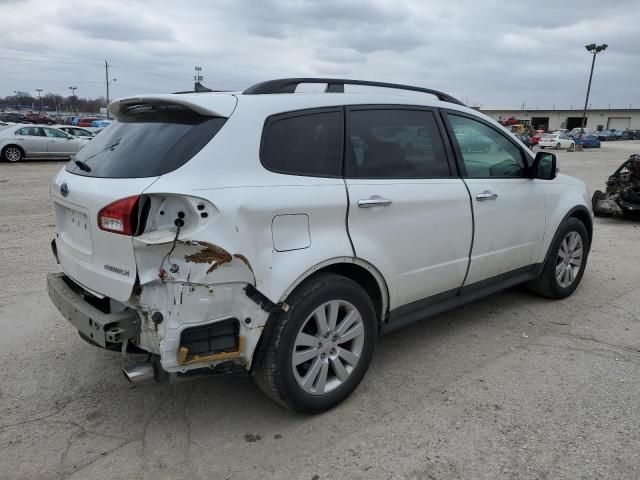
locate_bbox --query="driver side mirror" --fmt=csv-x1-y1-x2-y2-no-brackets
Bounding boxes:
532,151,557,180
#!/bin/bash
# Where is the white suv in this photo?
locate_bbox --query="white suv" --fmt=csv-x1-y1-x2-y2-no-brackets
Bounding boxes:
47,78,593,413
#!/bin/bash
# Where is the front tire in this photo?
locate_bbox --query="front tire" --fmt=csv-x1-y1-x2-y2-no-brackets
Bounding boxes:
527,217,589,299
254,273,377,413
555,143,561,150
2,145,23,162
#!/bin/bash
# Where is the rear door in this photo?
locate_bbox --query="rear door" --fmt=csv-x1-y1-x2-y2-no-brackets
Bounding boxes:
344,106,473,309
16,126,48,156
53,99,233,301
444,111,546,285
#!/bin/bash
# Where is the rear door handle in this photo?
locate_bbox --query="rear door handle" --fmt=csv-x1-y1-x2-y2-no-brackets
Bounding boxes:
358,198,393,208
476,191,498,201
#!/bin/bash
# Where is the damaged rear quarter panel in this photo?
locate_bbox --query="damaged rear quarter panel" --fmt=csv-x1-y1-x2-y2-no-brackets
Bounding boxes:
129,108,354,372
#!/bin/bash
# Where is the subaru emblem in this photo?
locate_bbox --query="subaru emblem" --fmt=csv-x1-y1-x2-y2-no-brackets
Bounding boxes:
60,183,69,197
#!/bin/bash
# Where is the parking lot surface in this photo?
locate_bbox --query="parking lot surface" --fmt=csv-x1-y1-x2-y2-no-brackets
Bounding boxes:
1,143,639,480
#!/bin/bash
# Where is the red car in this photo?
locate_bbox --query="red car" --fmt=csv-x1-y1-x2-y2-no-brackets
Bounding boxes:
530,131,545,146
77,117,98,127
25,112,55,124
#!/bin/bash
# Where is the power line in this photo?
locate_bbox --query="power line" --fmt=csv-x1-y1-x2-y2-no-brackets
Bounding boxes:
0,56,103,66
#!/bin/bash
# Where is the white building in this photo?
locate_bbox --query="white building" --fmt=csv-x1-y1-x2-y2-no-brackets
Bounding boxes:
480,108,640,132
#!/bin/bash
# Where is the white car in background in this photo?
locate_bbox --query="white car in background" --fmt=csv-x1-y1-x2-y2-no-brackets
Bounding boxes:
538,133,575,150
0,124,90,162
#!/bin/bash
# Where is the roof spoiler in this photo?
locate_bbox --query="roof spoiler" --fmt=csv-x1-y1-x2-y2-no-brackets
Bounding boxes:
108,94,237,118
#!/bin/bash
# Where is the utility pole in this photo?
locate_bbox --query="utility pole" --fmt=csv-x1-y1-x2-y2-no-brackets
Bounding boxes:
36,89,43,112
105,60,110,119
580,43,607,138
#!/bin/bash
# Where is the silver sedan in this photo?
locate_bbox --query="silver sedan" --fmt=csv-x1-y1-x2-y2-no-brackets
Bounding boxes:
0,124,90,162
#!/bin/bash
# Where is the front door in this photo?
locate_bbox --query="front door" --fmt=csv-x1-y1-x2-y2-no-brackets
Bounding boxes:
345,106,473,310
44,127,73,157
445,112,546,286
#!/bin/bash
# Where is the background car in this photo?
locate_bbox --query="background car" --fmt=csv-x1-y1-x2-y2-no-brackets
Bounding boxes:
77,117,98,127
90,119,112,128
25,113,55,125
597,130,614,141
538,133,575,150
612,130,629,141
55,125,95,139
0,124,89,162
574,134,601,148
569,127,593,137
0,112,32,123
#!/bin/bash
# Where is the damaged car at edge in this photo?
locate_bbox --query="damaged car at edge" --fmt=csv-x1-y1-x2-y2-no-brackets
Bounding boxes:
47,78,593,413
592,154,640,218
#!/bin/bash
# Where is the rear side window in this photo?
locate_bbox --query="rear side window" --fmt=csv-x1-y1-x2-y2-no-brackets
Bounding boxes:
261,109,343,177
66,104,226,178
346,109,450,179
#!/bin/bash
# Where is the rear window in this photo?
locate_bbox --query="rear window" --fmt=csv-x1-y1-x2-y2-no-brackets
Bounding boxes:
66,104,226,178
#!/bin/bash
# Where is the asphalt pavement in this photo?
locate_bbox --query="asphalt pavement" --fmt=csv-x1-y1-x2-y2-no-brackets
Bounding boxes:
0,142,638,480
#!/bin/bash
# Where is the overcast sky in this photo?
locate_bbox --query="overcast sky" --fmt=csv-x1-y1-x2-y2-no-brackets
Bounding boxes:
1,0,638,108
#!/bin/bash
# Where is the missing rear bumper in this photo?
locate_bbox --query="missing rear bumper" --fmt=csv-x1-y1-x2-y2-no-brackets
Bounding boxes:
47,272,139,349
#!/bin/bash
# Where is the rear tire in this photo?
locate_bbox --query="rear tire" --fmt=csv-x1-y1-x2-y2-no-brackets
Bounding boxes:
527,218,589,299
2,145,23,162
253,273,377,413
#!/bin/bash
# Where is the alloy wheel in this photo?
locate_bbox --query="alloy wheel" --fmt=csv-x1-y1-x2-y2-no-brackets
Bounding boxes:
555,231,583,288
291,300,365,395
5,147,21,162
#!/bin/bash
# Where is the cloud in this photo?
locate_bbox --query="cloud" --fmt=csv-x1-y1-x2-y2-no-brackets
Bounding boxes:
57,5,175,42
0,0,637,108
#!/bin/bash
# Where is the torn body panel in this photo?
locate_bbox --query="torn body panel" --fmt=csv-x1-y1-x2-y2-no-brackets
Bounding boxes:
129,237,267,373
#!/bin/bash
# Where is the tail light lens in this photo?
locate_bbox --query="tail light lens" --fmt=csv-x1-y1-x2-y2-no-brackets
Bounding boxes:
98,195,140,235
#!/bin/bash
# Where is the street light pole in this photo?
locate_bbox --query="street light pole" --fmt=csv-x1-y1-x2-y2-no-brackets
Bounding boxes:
36,89,43,112
580,43,607,138
68,86,77,114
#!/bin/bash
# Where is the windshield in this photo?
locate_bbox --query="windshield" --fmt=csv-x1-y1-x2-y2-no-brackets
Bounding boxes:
65,104,226,178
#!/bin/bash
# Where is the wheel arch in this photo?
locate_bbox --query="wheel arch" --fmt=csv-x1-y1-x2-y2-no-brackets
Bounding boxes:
568,206,593,246
541,205,593,266
278,257,390,324
250,257,389,372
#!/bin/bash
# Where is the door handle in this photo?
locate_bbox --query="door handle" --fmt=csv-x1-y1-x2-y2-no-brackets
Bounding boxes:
476,191,498,201
358,198,393,208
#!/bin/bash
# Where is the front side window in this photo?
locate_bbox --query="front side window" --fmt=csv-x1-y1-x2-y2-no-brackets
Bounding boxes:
448,114,528,178
261,109,343,177
346,109,450,179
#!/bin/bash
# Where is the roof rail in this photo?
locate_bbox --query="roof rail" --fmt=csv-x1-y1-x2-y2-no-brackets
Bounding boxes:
243,78,466,106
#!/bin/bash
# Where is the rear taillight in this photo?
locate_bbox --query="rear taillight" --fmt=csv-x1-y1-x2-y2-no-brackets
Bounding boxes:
98,195,140,235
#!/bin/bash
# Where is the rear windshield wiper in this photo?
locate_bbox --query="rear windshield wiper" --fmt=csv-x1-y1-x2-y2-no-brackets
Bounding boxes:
72,137,121,172
74,160,91,172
